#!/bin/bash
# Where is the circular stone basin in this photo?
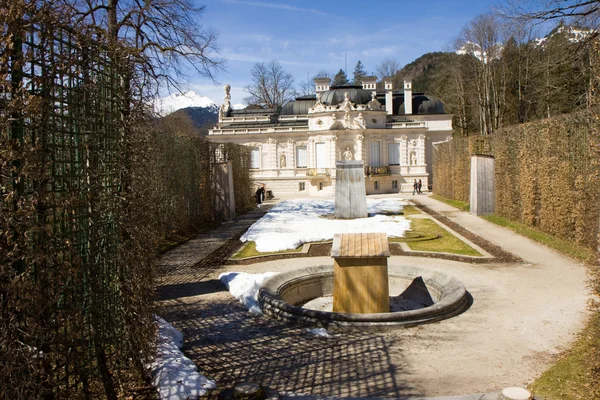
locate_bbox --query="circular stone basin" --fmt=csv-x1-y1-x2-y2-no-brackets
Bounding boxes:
258,265,470,328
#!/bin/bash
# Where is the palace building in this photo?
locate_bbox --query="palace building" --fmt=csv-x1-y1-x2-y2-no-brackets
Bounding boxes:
207,77,453,196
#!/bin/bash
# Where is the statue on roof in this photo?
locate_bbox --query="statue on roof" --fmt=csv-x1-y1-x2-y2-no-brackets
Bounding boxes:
340,92,354,112
367,91,383,111
353,112,366,129
218,84,232,122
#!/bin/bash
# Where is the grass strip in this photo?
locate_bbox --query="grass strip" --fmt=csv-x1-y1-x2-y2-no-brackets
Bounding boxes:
430,194,470,212
529,312,600,399
232,241,303,259
401,205,422,216
403,218,482,256
482,214,596,264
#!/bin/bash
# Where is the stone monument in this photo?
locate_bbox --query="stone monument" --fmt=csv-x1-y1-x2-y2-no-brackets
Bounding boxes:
334,160,367,219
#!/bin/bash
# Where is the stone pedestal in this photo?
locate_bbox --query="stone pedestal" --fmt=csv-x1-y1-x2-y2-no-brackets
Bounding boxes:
331,233,390,314
334,160,367,219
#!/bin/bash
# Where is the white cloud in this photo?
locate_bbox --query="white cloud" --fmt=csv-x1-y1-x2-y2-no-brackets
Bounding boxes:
221,0,338,18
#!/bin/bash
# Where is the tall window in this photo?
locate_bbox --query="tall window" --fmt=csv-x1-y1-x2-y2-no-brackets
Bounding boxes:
369,141,381,167
388,143,399,165
296,145,307,168
315,143,326,168
250,146,260,169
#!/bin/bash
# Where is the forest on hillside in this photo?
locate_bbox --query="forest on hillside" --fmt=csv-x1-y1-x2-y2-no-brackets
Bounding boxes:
393,17,596,136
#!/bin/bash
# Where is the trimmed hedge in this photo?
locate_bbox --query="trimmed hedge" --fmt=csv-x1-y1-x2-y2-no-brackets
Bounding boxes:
433,111,600,256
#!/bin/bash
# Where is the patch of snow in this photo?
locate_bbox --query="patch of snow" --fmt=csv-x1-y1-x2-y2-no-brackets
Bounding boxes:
155,90,218,116
240,199,411,252
232,103,245,110
147,317,216,400
456,41,502,63
219,272,278,315
306,328,335,338
533,26,594,47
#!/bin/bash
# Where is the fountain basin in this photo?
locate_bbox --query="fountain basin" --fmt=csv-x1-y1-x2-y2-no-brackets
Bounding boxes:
258,264,470,328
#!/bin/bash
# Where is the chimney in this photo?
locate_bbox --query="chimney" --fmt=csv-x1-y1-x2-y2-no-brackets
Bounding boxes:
384,77,394,115
361,76,377,93
314,78,331,94
403,80,412,115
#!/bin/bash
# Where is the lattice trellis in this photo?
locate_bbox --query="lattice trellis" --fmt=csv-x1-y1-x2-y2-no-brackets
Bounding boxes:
1,9,137,398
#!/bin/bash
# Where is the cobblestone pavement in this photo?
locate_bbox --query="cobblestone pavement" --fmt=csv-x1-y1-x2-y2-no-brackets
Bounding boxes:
157,205,272,301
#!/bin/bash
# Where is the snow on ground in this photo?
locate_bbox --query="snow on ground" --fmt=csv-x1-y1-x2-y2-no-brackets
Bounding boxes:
240,198,411,252
147,317,216,400
219,272,278,315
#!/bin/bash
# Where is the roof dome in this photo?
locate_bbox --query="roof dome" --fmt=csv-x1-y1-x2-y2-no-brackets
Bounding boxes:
320,85,373,106
280,95,316,115
397,94,446,115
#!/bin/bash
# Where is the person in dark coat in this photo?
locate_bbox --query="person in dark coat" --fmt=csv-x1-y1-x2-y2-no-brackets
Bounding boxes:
256,185,264,207
417,179,423,195
412,179,418,195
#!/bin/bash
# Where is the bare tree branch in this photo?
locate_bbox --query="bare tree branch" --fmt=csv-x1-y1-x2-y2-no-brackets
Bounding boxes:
60,0,225,91
243,60,296,108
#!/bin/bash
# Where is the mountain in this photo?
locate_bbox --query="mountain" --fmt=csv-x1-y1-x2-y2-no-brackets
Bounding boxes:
166,107,219,136
534,24,593,47
155,90,245,116
155,90,219,116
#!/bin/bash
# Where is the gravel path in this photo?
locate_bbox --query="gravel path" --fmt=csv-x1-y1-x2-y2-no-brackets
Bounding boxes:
156,195,591,398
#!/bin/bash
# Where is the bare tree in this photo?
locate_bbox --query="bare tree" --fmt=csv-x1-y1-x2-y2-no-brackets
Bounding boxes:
61,0,225,89
457,13,505,135
504,0,600,28
298,70,332,95
244,60,296,108
376,58,400,80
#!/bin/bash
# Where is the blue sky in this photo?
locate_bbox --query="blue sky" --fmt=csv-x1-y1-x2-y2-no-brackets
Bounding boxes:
185,0,499,104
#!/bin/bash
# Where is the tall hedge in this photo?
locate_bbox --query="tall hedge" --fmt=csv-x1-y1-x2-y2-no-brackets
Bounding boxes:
493,112,600,250
433,111,600,253
433,137,471,203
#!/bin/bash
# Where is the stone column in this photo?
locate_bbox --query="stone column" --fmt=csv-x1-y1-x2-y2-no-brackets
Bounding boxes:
335,160,368,219
267,137,276,170
287,138,295,170
399,135,408,172
308,137,315,168
418,135,426,167
354,134,364,161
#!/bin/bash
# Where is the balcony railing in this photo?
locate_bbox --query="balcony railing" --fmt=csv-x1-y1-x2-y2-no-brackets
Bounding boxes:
306,168,331,177
366,166,391,176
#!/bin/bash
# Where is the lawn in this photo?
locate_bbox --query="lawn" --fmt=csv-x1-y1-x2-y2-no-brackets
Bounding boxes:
430,194,470,212
401,218,482,256
232,241,304,259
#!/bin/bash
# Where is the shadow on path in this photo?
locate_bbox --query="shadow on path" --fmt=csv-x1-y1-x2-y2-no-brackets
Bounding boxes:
159,296,422,398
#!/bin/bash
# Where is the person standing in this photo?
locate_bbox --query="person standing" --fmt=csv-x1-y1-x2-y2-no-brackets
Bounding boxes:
412,179,418,195
256,185,264,207
417,179,423,195
260,184,266,202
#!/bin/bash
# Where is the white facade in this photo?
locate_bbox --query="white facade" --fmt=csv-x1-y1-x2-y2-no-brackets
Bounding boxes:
208,79,453,196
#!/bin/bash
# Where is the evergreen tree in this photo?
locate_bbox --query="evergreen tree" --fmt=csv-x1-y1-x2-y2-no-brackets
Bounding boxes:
353,61,366,85
332,69,349,86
